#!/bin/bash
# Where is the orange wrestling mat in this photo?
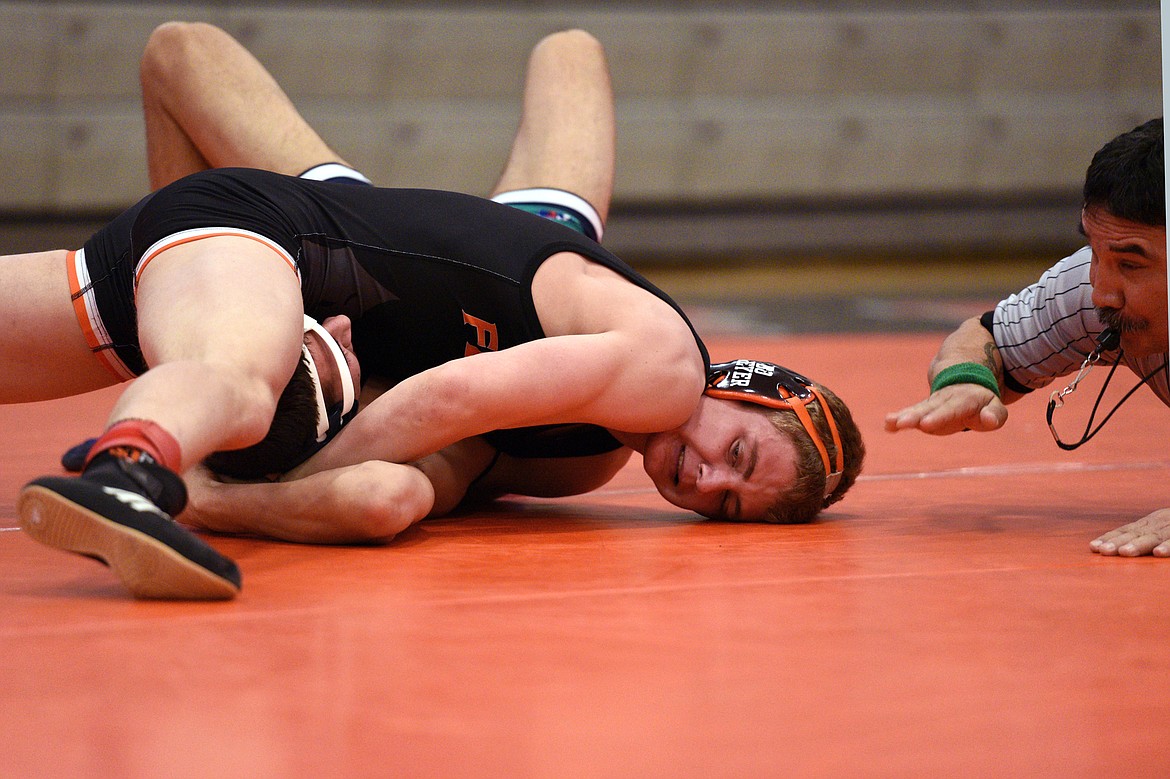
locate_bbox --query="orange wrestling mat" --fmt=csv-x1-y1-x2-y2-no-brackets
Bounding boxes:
2,332,1169,777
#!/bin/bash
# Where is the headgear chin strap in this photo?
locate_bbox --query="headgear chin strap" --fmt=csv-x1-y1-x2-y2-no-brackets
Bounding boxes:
302,315,358,444
705,359,844,500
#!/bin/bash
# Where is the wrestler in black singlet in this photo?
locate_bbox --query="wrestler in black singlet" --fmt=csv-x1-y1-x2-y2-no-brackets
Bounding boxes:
76,167,710,460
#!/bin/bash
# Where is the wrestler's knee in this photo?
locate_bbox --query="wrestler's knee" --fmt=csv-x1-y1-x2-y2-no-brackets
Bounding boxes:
188,362,285,450
140,21,217,87
534,29,604,62
141,22,184,81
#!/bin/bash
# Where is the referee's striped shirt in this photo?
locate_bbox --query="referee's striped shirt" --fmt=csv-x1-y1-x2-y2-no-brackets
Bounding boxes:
990,246,1170,406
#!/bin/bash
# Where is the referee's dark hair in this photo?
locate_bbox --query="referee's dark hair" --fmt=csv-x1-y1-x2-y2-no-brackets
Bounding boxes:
1083,117,1164,227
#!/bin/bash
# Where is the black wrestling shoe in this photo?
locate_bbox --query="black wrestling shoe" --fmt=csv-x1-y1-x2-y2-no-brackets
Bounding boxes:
18,454,241,600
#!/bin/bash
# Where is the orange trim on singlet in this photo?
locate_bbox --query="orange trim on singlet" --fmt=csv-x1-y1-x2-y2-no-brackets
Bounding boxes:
133,230,298,289
66,250,129,382
65,251,94,347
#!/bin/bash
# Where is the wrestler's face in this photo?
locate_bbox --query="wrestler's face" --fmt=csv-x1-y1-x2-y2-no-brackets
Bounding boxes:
305,315,361,406
641,396,798,521
1084,206,1168,358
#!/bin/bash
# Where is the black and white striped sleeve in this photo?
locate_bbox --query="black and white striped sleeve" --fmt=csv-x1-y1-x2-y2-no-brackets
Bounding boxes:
988,247,1112,393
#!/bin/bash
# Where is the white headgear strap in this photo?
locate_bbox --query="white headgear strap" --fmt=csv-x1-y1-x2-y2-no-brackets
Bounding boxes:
302,315,356,443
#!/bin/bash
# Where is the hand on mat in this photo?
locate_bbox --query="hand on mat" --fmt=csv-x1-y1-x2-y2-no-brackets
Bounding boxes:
884,384,1008,436
1090,509,1170,557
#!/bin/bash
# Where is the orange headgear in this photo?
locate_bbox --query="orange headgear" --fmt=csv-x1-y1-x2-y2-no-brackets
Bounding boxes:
705,360,843,499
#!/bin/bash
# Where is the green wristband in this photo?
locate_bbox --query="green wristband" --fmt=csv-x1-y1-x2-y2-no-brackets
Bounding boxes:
930,362,1000,397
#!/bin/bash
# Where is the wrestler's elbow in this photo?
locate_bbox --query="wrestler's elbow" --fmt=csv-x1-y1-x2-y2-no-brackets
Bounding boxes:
332,461,435,543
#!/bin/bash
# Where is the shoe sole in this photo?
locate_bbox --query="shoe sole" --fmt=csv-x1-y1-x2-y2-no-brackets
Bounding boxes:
19,484,239,601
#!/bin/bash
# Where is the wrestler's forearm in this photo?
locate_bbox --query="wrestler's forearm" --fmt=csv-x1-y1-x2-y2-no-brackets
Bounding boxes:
289,375,481,477
293,331,702,478
183,462,434,544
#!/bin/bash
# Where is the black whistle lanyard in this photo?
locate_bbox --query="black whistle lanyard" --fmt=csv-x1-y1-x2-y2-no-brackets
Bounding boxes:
1046,333,1169,451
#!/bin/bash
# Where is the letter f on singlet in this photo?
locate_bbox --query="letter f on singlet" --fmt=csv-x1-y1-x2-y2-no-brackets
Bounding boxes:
463,311,499,356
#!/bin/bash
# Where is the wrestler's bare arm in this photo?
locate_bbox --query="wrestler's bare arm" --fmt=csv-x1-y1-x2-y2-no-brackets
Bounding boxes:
290,331,702,480
183,438,499,543
184,432,630,544
181,461,430,544
471,448,632,501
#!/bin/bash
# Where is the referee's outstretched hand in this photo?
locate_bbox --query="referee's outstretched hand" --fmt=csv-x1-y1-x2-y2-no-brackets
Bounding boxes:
883,384,1008,435
1090,509,1170,558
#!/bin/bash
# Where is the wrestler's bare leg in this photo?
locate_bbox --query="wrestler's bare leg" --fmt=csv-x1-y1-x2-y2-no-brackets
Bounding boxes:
0,250,121,402
15,238,302,600
140,21,350,188
112,236,305,470
1,22,346,403
490,29,615,224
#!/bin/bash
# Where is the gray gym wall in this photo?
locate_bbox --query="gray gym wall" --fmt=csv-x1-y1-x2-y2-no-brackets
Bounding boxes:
0,1,1160,262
